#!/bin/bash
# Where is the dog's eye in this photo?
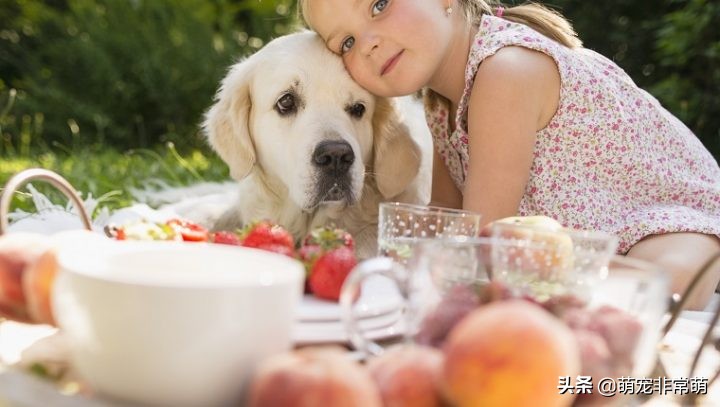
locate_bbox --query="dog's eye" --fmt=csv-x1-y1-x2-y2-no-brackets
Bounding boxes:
275,93,297,115
346,102,366,119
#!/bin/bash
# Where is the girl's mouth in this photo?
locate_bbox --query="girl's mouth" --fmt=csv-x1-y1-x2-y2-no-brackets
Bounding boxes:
381,50,404,76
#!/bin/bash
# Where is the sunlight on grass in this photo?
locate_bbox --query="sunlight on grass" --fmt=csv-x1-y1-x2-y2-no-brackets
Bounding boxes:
0,144,229,213
0,158,35,175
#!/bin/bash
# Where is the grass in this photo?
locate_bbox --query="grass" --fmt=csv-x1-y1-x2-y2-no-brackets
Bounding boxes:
0,142,229,216
0,85,229,218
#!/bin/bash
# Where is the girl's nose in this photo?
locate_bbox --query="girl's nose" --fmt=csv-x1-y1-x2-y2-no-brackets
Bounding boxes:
358,32,380,56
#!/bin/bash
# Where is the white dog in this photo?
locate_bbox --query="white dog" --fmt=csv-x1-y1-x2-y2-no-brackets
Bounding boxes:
203,31,432,258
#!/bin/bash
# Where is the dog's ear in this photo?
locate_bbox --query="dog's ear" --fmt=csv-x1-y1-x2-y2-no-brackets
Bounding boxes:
203,59,256,180
372,97,421,198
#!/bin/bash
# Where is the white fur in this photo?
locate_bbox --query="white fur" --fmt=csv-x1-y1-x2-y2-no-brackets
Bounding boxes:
203,31,432,258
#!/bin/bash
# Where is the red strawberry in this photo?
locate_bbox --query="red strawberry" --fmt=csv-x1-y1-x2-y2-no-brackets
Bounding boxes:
255,243,296,258
302,226,354,251
240,221,295,257
300,226,357,300
212,231,241,246
166,218,210,242
113,226,126,241
308,246,358,301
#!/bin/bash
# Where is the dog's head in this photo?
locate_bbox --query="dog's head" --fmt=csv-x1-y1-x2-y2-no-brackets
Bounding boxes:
203,31,421,211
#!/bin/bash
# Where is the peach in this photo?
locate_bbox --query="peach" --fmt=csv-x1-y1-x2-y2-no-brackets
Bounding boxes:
366,344,444,407
0,233,55,323
443,300,580,407
0,230,101,325
247,347,381,407
23,249,59,325
491,215,574,281
481,215,565,237
496,215,564,229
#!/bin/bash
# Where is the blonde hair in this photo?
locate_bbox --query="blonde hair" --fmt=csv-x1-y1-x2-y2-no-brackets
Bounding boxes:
459,1,581,47
427,1,581,109
298,1,582,108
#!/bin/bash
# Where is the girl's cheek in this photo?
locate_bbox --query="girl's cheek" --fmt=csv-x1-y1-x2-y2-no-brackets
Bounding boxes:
341,54,352,69
342,56,360,78
348,66,366,85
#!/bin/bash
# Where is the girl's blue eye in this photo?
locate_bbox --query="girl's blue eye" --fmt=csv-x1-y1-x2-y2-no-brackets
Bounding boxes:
372,0,388,16
341,36,355,54
340,0,387,54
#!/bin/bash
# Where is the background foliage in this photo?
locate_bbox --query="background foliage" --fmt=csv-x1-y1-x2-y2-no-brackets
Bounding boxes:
1,0,718,156
0,0,298,152
0,0,718,211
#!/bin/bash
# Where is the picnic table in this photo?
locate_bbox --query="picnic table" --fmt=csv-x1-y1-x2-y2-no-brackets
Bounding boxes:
2,170,719,406
2,296,720,406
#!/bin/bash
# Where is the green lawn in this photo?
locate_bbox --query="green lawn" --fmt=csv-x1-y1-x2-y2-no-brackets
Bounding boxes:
0,143,229,215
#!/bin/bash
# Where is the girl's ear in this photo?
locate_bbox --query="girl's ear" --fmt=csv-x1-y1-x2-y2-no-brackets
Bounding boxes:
203,58,257,181
372,97,421,198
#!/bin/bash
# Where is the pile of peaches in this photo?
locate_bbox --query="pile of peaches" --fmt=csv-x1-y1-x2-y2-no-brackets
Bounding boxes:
248,280,643,407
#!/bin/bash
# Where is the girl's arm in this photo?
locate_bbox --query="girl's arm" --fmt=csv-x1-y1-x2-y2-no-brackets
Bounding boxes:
463,46,561,227
430,147,463,209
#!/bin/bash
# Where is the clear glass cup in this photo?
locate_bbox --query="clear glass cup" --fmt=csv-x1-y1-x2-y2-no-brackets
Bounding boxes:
564,255,669,405
341,237,493,356
377,202,482,264
490,222,619,301
342,237,669,392
342,203,481,355
591,256,669,377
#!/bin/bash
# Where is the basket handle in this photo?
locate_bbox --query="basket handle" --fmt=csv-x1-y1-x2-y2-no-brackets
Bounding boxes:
0,168,93,236
663,251,720,336
659,249,720,401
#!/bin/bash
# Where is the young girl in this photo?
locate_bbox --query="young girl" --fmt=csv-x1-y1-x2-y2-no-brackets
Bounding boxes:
300,0,720,308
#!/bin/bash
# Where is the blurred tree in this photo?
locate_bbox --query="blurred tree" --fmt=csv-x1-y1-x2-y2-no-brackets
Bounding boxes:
651,0,720,160
0,0,299,152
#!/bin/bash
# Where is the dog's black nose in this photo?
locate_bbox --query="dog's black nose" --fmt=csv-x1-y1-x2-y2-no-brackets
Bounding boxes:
312,140,354,172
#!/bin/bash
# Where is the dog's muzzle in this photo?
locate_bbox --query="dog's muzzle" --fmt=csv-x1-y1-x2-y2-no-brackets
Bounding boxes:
312,140,355,203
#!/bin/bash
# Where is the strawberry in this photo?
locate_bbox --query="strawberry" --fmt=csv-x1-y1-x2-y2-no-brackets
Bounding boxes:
240,220,296,258
308,246,357,301
256,243,296,258
113,226,126,241
300,226,357,300
211,231,241,246
302,226,354,251
166,218,210,242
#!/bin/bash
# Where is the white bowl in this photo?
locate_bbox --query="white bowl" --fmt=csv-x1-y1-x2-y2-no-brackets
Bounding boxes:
53,239,304,407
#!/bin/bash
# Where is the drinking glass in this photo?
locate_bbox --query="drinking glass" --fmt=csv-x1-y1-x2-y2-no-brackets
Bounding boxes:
563,255,669,405
592,256,669,377
490,222,619,301
342,237,669,390
377,202,482,264
341,204,481,355
341,237,493,356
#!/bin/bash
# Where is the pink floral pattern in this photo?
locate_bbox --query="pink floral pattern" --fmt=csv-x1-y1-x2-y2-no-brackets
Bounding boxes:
425,15,720,253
